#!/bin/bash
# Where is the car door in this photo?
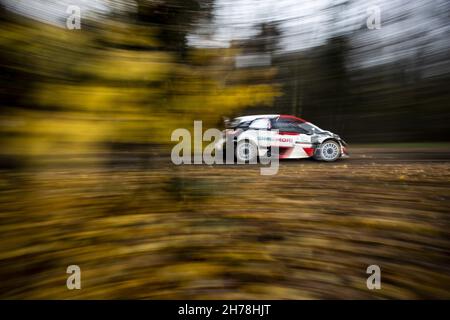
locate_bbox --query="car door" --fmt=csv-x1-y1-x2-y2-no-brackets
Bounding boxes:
271,119,302,146
271,118,313,157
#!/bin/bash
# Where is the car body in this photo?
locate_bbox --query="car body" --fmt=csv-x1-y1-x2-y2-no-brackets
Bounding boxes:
216,114,349,162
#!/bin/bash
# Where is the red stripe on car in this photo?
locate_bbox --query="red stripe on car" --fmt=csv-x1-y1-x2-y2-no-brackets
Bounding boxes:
279,147,293,159
278,131,299,135
279,115,307,123
303,147,314,157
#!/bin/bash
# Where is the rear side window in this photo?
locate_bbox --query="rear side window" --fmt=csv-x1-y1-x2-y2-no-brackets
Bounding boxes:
236,121,251,129
249,118,271,129
227,119,250,129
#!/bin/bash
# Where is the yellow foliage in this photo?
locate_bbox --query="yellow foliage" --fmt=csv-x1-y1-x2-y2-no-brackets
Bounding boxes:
0,16,280,159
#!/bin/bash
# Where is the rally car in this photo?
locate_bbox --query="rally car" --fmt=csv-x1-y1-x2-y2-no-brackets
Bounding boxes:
216,114,348,162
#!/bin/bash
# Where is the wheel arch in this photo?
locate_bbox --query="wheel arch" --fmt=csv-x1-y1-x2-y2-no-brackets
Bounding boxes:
314,138,342,161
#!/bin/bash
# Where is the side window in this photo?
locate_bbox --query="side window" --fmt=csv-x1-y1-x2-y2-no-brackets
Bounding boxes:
272,119,306,133
249,118,271,130
272,119,308,134
237,121,251,129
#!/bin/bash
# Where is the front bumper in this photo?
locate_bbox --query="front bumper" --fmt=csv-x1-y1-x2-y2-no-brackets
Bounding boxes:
340,143,349,158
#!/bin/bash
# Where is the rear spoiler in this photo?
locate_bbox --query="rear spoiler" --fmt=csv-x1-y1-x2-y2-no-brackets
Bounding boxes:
223,116,230,128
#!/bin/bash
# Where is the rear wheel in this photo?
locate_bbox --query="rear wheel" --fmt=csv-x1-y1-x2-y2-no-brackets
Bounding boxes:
315,140,341,162
235,140,258,163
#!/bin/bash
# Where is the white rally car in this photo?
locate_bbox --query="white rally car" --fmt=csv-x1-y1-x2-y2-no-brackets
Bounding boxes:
216,114,349,162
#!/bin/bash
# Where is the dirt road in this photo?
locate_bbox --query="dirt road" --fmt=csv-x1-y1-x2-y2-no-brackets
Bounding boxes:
1,147,449,299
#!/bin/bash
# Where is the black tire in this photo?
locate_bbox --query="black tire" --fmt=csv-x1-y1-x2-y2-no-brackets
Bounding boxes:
314,140,341,162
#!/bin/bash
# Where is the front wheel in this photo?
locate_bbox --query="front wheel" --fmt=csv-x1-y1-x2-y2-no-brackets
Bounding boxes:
314,140,341,162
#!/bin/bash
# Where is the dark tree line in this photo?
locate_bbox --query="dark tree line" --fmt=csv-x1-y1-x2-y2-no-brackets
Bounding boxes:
272,34,450,143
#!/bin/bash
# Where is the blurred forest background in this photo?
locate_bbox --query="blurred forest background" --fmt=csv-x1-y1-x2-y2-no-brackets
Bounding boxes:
1,0,449,165
0,0,449,299
0,0,280,164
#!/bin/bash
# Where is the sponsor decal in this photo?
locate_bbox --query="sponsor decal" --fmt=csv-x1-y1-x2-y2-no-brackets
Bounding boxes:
257,136,293,143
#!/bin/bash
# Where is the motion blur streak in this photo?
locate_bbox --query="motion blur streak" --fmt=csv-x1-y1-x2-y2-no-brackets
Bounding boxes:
0,0,449,299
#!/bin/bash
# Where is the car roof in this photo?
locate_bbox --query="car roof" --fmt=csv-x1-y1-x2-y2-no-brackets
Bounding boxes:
279,114,307,122
234,114,306,123
234,114,279,122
